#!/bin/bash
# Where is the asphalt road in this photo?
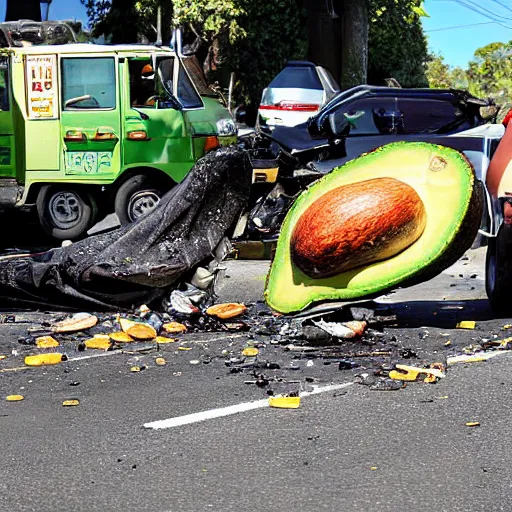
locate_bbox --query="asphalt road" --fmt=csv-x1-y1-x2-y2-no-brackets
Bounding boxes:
1,248,511,512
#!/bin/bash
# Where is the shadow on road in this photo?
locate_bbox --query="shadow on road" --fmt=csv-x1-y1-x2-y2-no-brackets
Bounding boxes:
384,298,496,328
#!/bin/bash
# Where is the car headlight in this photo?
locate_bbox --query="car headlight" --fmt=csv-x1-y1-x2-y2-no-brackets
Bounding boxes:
216,118,237,136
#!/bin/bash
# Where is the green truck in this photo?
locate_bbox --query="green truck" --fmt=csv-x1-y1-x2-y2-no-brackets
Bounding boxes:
0,21,236,240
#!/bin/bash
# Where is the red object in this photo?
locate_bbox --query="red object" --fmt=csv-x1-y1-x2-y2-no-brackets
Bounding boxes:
259,102,320,112
204,135,220,152
503,108,512,127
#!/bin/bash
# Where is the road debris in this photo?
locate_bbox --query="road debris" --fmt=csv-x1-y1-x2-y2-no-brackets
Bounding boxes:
84,335,113,350
206,303,247,319
456,321,476,329
312,319,367,339
35,336,59,348
5,395,24,401
162,322,187,334
269,396,301,409
465,421,480,427
53,313,98,333
242,347,259,357
109,332,134,343
24,353,67,366
124,323,157,340
62,399,80,407
155,336,177,344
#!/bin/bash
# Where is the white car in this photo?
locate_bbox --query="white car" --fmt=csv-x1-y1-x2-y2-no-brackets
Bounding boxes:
257,61,339,131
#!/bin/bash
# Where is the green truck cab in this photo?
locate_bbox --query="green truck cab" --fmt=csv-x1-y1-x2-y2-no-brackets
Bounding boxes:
0,25,236,240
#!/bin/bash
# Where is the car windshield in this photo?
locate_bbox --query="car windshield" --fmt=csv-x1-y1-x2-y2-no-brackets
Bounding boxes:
268,65,323,90
330,95,468,136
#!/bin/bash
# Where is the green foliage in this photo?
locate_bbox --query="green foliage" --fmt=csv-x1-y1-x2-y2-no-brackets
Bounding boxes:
466,42,512,101
173,0,307,105
426,53,468,89
429,42,512,120
368,0,429,87
83,0,306,107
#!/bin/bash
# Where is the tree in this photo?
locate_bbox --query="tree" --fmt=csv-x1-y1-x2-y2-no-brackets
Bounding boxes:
6,0,42,21
174,0,307,107
368,0,429,87
467,42,512,99
305,0,369,89
82,0,139,42
426,54,468,89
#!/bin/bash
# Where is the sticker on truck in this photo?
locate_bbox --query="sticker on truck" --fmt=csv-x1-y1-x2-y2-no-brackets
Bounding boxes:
64,151,112,174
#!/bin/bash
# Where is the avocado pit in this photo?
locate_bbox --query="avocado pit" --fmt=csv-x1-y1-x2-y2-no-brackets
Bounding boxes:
290,177,427,278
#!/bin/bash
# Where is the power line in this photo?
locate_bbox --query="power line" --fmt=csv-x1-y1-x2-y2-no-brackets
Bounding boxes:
425,21,501,32
453,0,512,29
488,0,512,17
430,0,512,26
458,0,512,22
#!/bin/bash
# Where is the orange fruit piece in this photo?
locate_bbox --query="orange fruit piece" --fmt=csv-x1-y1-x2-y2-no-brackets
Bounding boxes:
206,303,247,319
125,323,157,340
162,322,187,334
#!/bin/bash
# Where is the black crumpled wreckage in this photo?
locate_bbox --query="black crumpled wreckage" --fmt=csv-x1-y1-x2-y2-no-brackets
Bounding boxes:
0,147,252,310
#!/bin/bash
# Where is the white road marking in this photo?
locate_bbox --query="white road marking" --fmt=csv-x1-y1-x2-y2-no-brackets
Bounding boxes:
143,382,354,430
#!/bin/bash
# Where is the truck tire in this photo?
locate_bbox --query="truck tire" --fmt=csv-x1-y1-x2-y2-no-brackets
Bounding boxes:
36,186,97,241
486,224,512,317
115,175,165,224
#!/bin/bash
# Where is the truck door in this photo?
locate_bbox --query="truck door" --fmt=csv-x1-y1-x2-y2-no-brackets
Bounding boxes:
123,55,194,182
60,55,121,180
0,55,16,180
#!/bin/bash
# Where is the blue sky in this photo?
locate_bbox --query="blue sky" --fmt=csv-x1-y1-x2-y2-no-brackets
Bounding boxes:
0,0,88,25
423,0,512,67
0,0,510,70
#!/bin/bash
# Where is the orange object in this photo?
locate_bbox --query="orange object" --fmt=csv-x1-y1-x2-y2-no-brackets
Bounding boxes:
125,323,157,340
206,303,247,319
162,322,187,334
109,331,134,343
204,135,220,152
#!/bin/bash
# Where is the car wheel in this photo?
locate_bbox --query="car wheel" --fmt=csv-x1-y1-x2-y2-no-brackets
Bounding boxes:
486,224,512,317
36,186,97,240
115,175,165,224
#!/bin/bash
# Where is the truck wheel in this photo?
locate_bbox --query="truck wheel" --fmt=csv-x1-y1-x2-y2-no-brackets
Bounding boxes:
486,224,512,317
36,186,97,241
115,175,164,224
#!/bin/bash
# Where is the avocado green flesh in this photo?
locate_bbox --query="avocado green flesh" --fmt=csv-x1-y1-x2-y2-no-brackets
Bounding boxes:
265,142,477,314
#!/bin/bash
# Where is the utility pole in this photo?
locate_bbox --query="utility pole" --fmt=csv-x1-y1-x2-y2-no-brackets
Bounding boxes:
41,0,53,22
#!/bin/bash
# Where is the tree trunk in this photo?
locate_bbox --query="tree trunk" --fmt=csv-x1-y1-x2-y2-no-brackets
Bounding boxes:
340,0,368,89
5,0,42,22
304,0,342,83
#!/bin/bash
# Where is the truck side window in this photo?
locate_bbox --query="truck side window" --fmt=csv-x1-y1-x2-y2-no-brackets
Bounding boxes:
177,64,202,109
129,59,156,108
62,57,116,110
0,59,9,111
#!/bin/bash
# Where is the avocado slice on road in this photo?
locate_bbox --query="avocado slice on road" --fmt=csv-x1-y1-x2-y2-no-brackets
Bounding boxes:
265,142,483,314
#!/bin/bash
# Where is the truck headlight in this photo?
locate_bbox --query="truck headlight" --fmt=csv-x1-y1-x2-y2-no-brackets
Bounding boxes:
216,118,237,136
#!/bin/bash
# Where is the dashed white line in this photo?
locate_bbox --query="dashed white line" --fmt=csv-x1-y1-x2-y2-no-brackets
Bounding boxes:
143,382,354,430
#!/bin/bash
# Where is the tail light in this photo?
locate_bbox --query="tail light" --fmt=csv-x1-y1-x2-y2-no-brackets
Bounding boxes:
259,101,320,112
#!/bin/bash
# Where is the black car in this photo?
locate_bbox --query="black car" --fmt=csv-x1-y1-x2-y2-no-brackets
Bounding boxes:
266,85,497,171
240,85,500,240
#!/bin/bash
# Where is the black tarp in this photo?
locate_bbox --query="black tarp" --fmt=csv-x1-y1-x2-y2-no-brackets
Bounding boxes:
0,147,252,311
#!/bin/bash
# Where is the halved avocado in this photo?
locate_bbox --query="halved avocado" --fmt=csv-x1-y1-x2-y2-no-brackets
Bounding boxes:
265,142,483,314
